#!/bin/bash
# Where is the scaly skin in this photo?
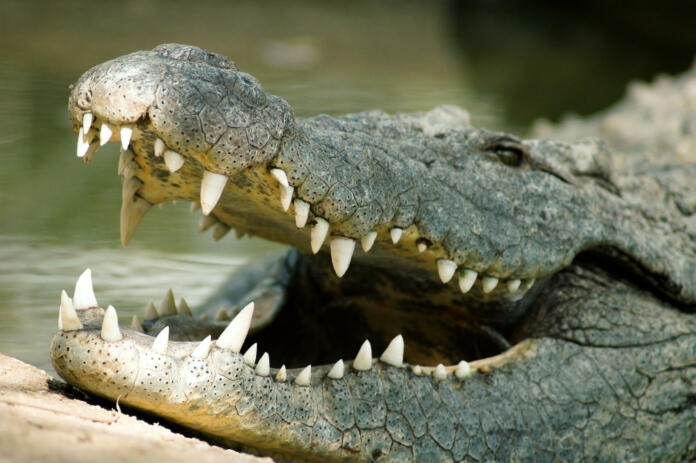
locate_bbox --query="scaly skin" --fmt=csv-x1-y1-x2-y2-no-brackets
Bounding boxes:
51,44,696,461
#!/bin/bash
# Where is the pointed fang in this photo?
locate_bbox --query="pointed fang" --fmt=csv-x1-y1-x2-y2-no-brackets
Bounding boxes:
330,237,355,278
455,360,471,379
152,326,169,355
459,269,478,294
159,289,177,316
101,305,122,342
130,315,143,333
276,365,287,382
482,276,499,294
216,302,254,353
73,268,98,310
144,301,158,320
437,259,457,284
120,196,152,247
328,359,344,379
361,231,377,252
294,199,310,228
380,335,404,367
77,127,91,157
433,364,447,380
212,223,231,241
255,352,270,376
82,112,93,133
280,186,294,211
177,298,192,316
390,227,403,244
243,343,258,366
200,170,228,215
59,290,82,331
120,126,133,150
198,215,217,233
295,365,311,386
191,335,213,360
270,168,289,187
164,150,184,172
99,123,113,146
353,340,372,371
507,279,521,293
154,138,166,157
311,218,329,254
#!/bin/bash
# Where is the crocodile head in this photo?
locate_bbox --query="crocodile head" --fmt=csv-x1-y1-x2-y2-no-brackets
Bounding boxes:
52,44,696,461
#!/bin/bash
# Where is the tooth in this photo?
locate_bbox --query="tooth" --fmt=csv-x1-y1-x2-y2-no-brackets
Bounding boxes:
212,223,231,241
433,364,447,380
77,127,91,157
198,215,217,233
190,202,201,213
154,138,166,157
73,268,98,310
280,186,294,211
120,195,152,247
82,112,93,133
390,228,403,244
101,305,123,342
458,269,477,294
379,335,404,367
177,298,192,316
120,126,133,150
243,343,258,366
118,150,134,175
81,142,99,163
130,315,143,332
159,289,177,316
99,123,113,146
276,365,287,381
523,278,536,290
330,237,355,277
417,242,428,253
294,199,310,228
255,352,270,376
437,259,457,284
216,302,254,352
353,340,372,371
270,168,289,187
482,276,499,293
200,170,228,215
310,218,329,254
59,289,82,331
144,301,158,320
164,150,184,172
361,231,377,252
294,365,311,386
327,359,344,379
413,365,423,375
152,326,169,355
215,308,230,322
191,335,213,360
507,279,521,293
122,177,143,202
455,360,471,379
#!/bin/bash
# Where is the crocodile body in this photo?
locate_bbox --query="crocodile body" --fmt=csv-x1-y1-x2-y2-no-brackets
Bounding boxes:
51,44,696,461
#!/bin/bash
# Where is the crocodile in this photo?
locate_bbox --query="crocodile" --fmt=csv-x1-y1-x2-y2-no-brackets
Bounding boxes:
50,44,696,462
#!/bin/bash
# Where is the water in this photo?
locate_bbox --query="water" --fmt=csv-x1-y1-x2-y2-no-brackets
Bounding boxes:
0,0,686,374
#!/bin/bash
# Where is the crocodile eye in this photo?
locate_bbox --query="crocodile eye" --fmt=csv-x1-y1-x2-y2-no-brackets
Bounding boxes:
494,147,522,166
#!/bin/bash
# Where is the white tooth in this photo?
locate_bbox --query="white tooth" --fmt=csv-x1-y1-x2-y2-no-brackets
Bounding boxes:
455,360,471,379
59,290,82,331
99,123,113,146
159,289,177,316
212,223,231,241
118,149,134,175
144,301,158,320
82,112,93,133
458,269,477,294
200,170,228,215
77,127,91,157
120,196,152,247
310,218,329,254
361,231,377,252
81,141,99,163
198,215,217,233
294,199,310,228
164,150,184,173
101,305,122,342
523,278,536,289
379,335,404,367
353,340,372,371
327,359,344,379
280,186,294,211
413,365,423,375
215,308,230,322
390,228,403,244
177,297,192,316
130,315,143,333
482,277,499,293
154,138,166,157
294,365,311,386
255,352,270,376
330,237,355,278
437,259,457,284
243,343,258,366
216,302,254,352
120,126,133,150
417,241,428,253
433,364,447,380
122,177,142,202
276,365,287,381
191,335,213,360
507,279,521,293
270,168,289,187
190,201,201,213
73,268,98,310
152,326,169,355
